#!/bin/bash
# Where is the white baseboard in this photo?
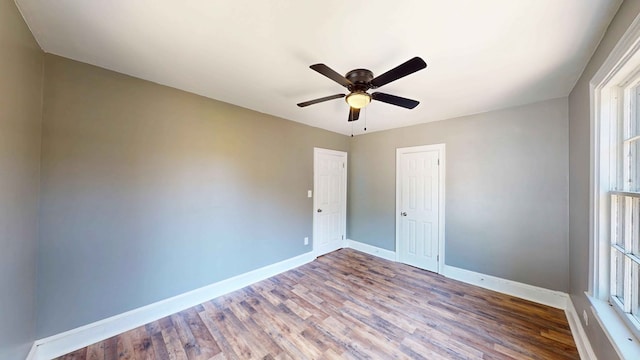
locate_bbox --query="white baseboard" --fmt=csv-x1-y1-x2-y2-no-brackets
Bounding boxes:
31,251,316,360
565,298,597,360
440,264,569,310
30,241,594,360
345,239,396,261
344,240,570,310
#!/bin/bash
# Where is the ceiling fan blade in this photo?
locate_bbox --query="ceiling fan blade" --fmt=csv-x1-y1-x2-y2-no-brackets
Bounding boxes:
372,92,420,109
348,107,360,122
370,57,427,88
297,94,345,107
310,64,353,88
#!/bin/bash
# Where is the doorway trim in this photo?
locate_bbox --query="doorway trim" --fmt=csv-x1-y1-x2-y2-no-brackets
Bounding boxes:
395,144,446,273
313,147,348,256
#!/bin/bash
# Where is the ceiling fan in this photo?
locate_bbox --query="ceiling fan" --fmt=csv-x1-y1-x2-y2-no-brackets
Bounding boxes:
297,57,427,122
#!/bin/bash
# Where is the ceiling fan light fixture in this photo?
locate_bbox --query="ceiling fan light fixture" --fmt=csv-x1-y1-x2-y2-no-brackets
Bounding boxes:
345,91,371,109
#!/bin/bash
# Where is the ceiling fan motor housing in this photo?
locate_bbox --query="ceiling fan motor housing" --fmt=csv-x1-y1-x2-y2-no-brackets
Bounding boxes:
346,69,374,92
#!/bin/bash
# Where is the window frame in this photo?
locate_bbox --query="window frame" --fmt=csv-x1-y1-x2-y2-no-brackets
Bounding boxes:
590,13,640,359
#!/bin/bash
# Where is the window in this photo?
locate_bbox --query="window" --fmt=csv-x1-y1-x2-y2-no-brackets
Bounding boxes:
592,17,640,357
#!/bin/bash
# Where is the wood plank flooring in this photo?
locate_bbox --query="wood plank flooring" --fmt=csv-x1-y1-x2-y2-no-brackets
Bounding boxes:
55,249,578,359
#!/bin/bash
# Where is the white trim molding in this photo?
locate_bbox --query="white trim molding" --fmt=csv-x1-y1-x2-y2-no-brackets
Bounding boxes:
346,239,396,261
590,13,640,88
565,298,597,360
440,265,569,310
30,251,316,360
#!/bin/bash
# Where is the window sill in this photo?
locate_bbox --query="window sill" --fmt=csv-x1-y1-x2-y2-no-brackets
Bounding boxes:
588,295,640,359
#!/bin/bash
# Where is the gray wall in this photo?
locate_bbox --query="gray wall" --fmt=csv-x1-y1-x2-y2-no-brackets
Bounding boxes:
36,55,348,337
348,98,569,291
568,1,640,359
0,0,43,359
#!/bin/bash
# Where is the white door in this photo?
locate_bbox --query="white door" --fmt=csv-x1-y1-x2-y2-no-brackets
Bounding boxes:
313,148,347,256
396,144,444,273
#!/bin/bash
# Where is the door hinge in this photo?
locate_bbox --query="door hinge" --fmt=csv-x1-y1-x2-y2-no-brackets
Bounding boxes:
437,159,440,165
437,255,439,261
342,162,345,168
342,235,344,240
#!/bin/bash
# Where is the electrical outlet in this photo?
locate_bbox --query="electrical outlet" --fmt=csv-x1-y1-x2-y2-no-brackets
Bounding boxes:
304,237,309,245
307,190,312,198
583,309,589,326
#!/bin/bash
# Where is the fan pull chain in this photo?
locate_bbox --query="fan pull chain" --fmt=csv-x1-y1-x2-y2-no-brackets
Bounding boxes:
364,107,367,132
351,121,354,137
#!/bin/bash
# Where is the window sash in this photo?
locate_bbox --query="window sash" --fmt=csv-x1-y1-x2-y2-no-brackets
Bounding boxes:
610,192,640,339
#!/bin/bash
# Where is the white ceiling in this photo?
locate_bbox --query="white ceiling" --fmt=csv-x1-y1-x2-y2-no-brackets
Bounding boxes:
16,0,621,135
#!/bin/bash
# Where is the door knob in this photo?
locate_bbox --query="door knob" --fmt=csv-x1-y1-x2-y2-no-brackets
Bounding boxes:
317,209,323,213
401,212,407,216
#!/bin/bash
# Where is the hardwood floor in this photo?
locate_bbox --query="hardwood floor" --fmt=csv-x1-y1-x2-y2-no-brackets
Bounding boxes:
55,249,578,359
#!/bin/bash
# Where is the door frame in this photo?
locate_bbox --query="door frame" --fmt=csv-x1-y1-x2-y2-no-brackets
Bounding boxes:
395,144,446,273
313,147,348,256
